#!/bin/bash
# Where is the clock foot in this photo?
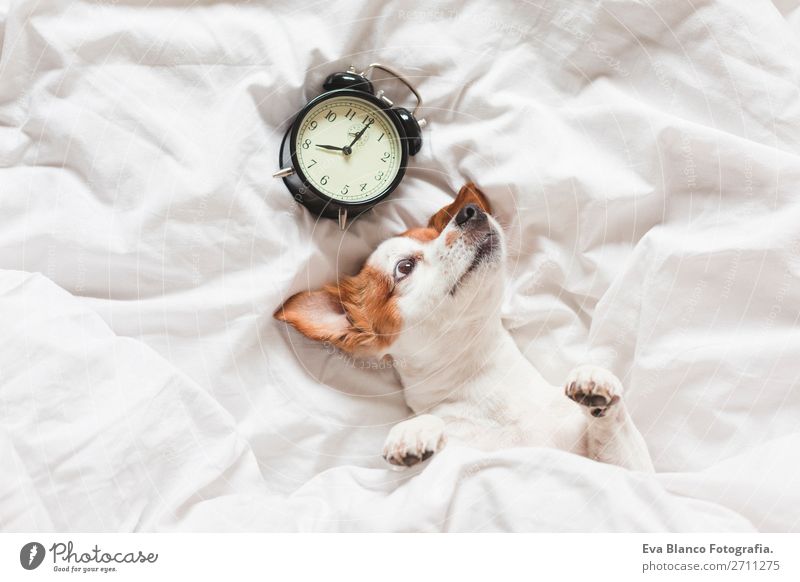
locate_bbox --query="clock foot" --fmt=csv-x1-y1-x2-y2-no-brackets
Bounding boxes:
272,167,294,178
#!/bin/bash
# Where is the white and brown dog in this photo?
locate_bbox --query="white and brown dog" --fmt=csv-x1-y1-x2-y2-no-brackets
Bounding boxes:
275,184,654,472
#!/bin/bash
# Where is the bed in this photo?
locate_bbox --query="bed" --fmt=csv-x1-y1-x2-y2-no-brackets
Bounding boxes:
1,0,799,531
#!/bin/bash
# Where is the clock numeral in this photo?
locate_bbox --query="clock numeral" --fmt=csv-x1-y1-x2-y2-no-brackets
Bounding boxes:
360,183,367,192
345,109,356,121
309,120,318,130
308,159,317,168
324,111,337,122
302,139,311,149
381,152,390,162
320,175,329,185
341,185,349,195
377,133,385,142
375,171,384,181
362,114,375,125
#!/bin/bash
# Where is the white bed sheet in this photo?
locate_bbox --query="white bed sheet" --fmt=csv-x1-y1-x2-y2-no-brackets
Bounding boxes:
1,0,800,531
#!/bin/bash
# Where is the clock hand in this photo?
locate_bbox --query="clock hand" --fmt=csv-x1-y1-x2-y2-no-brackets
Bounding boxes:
348,120,373,148
315,144,345,151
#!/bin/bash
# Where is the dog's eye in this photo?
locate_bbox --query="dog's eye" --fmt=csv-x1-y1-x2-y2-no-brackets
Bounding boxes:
394,258,416,280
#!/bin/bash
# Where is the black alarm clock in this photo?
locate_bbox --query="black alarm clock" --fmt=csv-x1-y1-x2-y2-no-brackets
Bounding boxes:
273,63,426,229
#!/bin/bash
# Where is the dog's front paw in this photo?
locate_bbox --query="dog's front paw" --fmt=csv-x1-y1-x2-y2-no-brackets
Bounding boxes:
565,365,622,418
382,414,447,467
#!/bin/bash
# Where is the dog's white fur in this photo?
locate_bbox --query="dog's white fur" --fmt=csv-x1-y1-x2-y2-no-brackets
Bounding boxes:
277,185,654,472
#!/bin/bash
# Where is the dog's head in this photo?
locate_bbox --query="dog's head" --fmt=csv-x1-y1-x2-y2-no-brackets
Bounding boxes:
275,183,506,360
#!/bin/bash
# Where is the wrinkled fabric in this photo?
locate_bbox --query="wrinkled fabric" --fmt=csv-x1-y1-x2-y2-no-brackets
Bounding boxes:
1,0,799,531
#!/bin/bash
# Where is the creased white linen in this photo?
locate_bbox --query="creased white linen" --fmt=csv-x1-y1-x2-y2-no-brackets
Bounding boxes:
1,0,799,531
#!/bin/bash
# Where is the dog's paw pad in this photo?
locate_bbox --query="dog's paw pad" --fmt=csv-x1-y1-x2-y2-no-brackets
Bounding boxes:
565,365,622,418
382,416,446,468
393,449,435,467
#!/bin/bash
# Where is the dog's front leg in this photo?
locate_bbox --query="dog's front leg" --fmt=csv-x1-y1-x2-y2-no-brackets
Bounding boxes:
382,414,447,467
564,365,655,472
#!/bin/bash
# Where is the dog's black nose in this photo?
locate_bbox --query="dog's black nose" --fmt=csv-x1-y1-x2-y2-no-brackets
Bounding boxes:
455,203,482,227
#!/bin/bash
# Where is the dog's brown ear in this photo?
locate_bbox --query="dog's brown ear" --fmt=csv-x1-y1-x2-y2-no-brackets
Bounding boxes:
274,289,350,345
275,267,401,355
428,183,492,233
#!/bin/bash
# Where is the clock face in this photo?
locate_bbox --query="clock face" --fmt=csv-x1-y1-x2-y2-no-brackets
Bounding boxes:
294,95,403,204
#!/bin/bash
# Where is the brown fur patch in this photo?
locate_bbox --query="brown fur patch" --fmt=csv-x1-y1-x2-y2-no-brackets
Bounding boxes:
274,290,346,342
428,182,493,233
445,231,460,247
274,266,402,355
326,265,401,353
400,227,438,243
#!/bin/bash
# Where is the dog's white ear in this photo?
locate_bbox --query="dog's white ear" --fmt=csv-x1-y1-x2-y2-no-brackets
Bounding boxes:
274,290,349,343
428,182,492,233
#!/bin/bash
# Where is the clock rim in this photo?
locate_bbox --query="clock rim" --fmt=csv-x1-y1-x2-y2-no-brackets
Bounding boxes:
287,89,410,209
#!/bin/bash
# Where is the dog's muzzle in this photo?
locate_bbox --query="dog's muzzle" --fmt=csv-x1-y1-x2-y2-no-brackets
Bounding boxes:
455,203,487,229
449,204,501,295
